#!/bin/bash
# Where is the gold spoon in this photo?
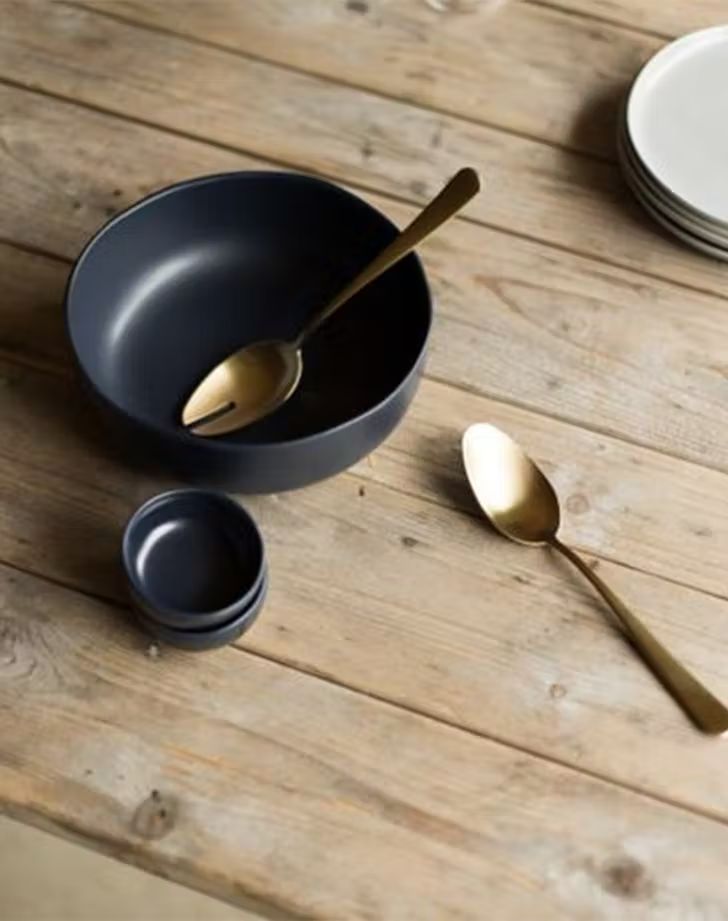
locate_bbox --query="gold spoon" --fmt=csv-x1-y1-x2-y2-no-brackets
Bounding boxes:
462,422,728,735
182,168,480,436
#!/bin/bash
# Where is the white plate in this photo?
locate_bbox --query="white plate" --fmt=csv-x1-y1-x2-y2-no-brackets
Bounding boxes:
619,118,728,236
621,151,728,262
617,124,728,247
626,26,728,224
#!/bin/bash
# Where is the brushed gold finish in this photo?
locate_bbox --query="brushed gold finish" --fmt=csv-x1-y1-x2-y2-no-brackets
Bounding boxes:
183,168,480,436
462,423,728,735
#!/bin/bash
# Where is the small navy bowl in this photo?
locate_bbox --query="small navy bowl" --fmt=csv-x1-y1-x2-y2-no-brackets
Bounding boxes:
65,171,432,493
122,489,267,634
133,572,268,652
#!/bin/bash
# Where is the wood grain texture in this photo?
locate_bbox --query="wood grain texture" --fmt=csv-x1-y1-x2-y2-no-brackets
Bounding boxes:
2,2,728,914
538,0,728,37
0,244,71,374
5,2,728,302
76,0,659,156
3,561,728,920
2,256,728,820
3,84,728,478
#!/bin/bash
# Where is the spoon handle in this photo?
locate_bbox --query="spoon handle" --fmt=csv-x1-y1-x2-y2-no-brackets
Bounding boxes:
551,537,728,735
294,168,480,345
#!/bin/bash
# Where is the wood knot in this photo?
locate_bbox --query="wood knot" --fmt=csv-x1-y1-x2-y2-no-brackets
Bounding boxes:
132,789,178,840
0,618,38,680
598,856,654,901
566,493,589,515
549,683,567,699
401,536,419,548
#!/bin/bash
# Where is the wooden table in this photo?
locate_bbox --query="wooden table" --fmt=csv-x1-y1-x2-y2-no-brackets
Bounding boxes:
2,1,728,917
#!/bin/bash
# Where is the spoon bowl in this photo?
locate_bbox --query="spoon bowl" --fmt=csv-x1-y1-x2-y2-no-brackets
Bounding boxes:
462,422,728,735
462,423,559,544
182,340,302,436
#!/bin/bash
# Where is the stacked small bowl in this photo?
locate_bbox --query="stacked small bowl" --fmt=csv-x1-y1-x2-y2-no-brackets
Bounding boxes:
123,491,268,651
618,26,728,261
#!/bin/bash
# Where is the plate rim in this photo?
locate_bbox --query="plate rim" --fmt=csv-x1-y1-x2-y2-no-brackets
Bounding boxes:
620,146,728,261
618,124,728,247
625,24,728,225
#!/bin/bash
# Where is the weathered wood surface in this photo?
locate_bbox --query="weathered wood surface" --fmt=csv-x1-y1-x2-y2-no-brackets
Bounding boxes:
4,563,728,920
2,1,728,917
2,242,728,825
4,2,728,302
74,0,659,156
540,0,728,36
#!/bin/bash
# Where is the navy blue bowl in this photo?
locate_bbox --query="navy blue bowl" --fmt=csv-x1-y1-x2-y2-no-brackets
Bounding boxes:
123,489,266,631
134,572,268,652
65,171,431,492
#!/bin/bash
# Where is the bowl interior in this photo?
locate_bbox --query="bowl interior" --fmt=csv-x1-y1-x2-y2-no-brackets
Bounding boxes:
124,492,264,615
67,172,431,444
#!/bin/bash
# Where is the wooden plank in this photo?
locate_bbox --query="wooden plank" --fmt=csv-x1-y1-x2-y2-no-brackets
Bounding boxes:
74,0,659,156
1,322,728,821
4,5,727,914
4,5,728,304
538,0,727,37
0,246,71,374
4,566,728,920
0,82,256,260
3,86,728,480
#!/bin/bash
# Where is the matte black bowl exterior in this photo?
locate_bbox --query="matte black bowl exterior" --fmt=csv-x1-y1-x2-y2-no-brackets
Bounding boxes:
134,573,268,651
66,171,432,492
123,489,267,629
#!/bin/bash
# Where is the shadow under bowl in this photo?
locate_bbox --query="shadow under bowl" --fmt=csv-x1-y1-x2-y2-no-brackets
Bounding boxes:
66,171,432,492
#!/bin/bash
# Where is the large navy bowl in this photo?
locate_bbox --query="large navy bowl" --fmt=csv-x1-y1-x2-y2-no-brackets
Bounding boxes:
66,171,431,492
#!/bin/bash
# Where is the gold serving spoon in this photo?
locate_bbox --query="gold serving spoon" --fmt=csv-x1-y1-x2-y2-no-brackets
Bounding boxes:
462,422,728,735
182,168,480,436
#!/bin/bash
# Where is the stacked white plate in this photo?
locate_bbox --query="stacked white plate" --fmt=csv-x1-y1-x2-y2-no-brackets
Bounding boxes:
618,26,728,261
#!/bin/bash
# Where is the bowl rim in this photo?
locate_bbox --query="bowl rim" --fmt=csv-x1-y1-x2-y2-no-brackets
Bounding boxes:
65,169,432,452
134,572,268,650
135,570,269,642
122,488,267,621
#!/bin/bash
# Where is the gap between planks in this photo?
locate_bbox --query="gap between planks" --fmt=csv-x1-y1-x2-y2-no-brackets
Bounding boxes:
4,407,725,616
3,550,728,836
354,450,728,609
4,67,728,311
522,0,673,40
63,0,616,166
4,239,728,576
